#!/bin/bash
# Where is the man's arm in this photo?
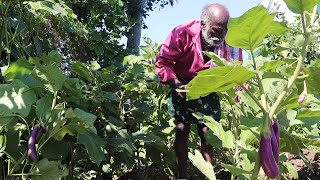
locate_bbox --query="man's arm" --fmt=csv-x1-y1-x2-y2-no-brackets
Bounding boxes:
155,28,186,84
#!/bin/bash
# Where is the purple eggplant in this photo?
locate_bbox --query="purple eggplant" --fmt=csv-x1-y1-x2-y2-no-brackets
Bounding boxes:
272,120,280,145
259,134,279,178
28,125,40,162
270,126,279,164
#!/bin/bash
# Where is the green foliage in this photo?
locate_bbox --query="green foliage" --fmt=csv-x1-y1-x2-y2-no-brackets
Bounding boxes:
226,5,288,51
1,0,320,179
186,2,320,179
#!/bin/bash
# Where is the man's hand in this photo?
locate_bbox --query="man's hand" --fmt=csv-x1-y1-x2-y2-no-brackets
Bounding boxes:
168,79,186,98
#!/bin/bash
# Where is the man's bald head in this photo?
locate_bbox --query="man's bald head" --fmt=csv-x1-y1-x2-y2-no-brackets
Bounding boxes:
201,3,230,26
200,4,230,47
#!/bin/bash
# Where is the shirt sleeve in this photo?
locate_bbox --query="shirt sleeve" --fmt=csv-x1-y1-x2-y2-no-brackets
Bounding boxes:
155,28,186,83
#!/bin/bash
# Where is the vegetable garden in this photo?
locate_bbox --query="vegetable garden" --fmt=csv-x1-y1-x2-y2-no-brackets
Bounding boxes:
0,0,320,179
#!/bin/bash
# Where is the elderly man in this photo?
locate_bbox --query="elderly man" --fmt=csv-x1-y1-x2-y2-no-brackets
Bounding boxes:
155,3,242,178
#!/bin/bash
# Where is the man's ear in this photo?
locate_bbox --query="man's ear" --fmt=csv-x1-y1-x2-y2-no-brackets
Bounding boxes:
201,21,206,29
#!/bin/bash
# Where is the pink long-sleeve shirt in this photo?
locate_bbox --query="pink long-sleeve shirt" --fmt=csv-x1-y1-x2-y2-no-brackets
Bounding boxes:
155,20,242,84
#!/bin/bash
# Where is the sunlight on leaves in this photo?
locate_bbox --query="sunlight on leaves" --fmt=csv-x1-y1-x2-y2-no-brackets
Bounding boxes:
0,80,36,117
226,5,288,51
186,65,255,100
283,0,319,14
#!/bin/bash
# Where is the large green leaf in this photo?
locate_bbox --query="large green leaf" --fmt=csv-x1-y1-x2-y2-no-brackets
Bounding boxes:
0,80,36,117
226,5,288,51
78,130,106,165
41,139,70,160
36,96,52,122
281,128,304,155
34,66,67,93
53,108,97,140
4,58,33,80
4,128,20,160
188,150,216,180
71,61,93,82
221,164,251,176
30,159,68,180
193,113,234,149
131,131,163,143
186,65,255,100
283,0,319,14
262,78,287,102
29,51,62,66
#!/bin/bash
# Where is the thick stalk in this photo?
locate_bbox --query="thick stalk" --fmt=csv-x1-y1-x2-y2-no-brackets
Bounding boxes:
269,33,310,119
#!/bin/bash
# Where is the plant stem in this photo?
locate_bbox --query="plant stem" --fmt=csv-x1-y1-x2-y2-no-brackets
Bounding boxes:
239,84,267,115
250,50,268,114
269,33,310,119
8,151,27,175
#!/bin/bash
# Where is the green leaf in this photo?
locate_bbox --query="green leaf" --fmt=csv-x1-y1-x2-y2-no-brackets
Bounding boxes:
41,139,70,160
71,61,93,82
4,128,20,160
78,130,106,165
188,150,216,180
106,137,136,156
4,58,33,80
131,131,163,143
221,164,251,176
0,116,17,127
226,5,288,51
123,55,144,65
193,113,234,148
299,67,320,94
63,78,84,99
53,108,97,140
0,80,37,117
260,60,286,72
283,0,319,14
30,159,68,180
281,128,303,155
203,51,228,66
283,161,299,179
262,78,287,102
186,65,255,100
41,51,62,65
97,91,120,101
36,97,52,122
34,66,67,93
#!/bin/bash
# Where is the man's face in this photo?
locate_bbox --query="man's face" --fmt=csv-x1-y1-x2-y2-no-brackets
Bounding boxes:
201,21,228,47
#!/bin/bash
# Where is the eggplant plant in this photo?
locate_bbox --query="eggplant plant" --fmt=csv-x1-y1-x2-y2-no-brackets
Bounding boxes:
186,1,320,179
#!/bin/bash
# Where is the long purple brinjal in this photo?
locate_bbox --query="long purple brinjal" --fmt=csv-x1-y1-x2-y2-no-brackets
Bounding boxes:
260,133,279,178
28,125,40,162
272,120,280,145
270,126,279,164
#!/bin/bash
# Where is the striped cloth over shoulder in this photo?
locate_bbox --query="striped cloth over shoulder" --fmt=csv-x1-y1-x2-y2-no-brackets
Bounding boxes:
214,41,243,62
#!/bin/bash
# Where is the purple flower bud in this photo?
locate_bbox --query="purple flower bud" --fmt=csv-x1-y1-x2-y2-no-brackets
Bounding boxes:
235,95,241,103
298,94,306,104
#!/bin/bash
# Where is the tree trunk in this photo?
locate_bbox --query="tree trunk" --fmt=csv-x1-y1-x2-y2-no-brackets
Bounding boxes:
126,0,145,55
